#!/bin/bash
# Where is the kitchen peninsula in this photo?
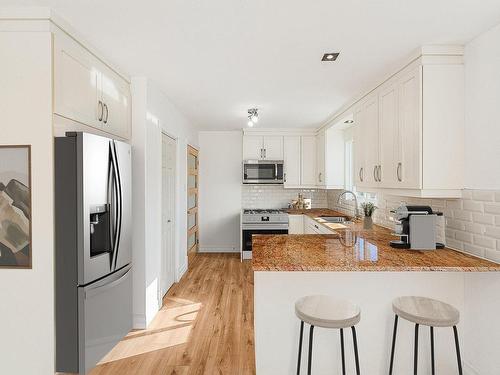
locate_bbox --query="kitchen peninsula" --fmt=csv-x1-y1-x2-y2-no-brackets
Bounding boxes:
252,218,500,374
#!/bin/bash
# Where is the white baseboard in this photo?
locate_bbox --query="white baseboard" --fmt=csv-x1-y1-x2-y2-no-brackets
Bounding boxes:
177,261,188,281
199,245,239,253
133,314,147,329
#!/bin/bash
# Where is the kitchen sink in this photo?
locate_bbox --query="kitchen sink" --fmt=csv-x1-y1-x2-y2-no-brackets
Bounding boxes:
318,216,348,223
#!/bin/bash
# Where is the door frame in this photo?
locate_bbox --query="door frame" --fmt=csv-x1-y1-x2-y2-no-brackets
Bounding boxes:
161,132,177,300
187,145,199,261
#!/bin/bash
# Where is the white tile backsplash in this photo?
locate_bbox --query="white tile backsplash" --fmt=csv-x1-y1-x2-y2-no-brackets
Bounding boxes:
242,185,327,209
327,189,500,263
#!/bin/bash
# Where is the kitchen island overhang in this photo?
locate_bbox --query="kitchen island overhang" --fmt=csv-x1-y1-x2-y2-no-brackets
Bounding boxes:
252,229,500,375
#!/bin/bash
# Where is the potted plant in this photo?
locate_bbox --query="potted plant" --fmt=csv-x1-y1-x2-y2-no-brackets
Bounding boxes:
360,202,377,229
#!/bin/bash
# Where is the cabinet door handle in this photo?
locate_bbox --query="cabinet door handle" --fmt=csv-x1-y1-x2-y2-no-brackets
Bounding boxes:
318,172,322,183
359,167,364,182
284,173,287,183
397,162,402,182
260,148,263,159
98,100,103,121
264,148,266,159
378,165,382,182
373,166,378,182
103,103,109,124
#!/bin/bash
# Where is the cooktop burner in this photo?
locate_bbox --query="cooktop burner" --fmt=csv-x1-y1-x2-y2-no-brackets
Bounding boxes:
243,209,286,214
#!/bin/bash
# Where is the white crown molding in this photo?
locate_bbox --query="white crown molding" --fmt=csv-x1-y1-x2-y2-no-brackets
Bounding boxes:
0,6,130,82
243,128,317,136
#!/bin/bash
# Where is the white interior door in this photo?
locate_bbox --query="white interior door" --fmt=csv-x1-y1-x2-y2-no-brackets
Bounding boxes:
161,134,176,299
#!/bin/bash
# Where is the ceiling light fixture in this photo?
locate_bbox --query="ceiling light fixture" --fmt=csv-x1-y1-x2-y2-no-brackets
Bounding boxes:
344,119,354,124
247,108,259,126
322,52,340,61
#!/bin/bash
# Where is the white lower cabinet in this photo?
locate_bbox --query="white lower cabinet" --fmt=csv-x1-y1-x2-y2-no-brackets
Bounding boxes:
304,216,334,234
288,215,304,234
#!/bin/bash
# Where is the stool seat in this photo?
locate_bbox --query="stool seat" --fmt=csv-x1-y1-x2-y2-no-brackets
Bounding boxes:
295,295,361,329
392,296,460,327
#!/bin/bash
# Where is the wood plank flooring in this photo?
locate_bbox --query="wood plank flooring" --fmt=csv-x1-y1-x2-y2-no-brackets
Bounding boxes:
90,253,255,375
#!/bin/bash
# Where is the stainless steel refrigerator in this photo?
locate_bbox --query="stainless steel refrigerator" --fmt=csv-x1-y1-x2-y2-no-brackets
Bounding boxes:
55,132,132,374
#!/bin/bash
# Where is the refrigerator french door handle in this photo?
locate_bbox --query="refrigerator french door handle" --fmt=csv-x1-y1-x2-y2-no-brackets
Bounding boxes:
109,142,120,270
111,141,123,271
107,144,116,270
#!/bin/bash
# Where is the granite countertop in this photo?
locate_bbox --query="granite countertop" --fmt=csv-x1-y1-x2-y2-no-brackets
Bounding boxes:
252,210,500,272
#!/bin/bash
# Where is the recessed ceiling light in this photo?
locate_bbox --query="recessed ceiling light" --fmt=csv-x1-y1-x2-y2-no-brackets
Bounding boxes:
322,52,339,61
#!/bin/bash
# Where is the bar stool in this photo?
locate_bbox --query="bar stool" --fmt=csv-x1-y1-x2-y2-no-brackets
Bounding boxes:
295,295,361,375
388,296,462,375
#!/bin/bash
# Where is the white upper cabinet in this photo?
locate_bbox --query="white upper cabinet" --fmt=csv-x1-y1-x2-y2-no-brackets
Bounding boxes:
300,135,317,187
283,136,301,187
349,47,464,198
316,127,345,189
363,93,380,187
242,135,264,159
100,65,132,139
242,135,283,160
397,66,422,189
54,32,131,139
378,79,400,188
54,35,102,129
354,104,365,187
263,136,283,160
316,131,326,186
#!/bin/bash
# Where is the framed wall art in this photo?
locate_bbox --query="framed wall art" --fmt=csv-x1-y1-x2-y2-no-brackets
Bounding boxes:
0,145,31,268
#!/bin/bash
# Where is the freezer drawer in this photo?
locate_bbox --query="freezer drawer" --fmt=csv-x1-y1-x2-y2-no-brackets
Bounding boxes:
79,265,132,374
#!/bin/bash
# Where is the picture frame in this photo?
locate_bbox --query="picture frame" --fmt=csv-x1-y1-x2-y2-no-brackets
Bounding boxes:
0,145,32,269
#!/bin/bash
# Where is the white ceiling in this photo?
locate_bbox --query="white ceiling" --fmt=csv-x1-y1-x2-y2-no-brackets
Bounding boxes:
4,0,500,130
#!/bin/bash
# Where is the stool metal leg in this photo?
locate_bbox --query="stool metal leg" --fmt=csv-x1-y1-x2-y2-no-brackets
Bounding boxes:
340,328,346,375
430,326,435,375
297,321,304,375
414,324,419,375
389,315,398,375
308,325,315,375
453,326,463,375
351,326,361,375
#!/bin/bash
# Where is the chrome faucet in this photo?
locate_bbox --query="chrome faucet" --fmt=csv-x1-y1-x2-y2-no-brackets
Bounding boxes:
337,190,361,220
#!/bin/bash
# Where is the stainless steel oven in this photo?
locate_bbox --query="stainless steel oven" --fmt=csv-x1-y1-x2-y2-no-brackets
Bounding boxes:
241,209,289,259
243,160,284,184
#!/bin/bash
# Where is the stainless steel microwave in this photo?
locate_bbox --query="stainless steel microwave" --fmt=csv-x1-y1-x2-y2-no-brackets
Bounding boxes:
242,160,284,184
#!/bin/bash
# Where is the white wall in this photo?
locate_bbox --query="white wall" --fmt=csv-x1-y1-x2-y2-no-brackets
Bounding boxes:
198,131,242,252
465,22,500,189
131,78,199,328
0,32,54,374
462,22,500,375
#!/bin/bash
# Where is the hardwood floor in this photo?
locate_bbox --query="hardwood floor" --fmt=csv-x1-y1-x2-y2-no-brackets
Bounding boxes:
90,253,255,375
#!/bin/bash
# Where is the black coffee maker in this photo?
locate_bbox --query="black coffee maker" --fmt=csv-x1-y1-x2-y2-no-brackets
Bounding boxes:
390,205,445,250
